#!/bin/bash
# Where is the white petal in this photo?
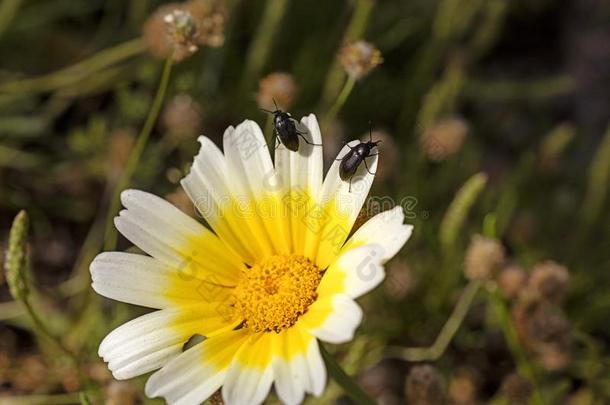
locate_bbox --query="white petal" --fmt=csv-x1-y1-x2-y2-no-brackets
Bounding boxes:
273,357,305,405
313,140,379,269
114,190,242,285
181,135,256,264
298,115,324,196
301,294,363,344
344,206,413,262
272,328,306,405
319,244,387,299
99,308,197,379
276,114,324,254
223,120,283,257
224,119,279,197
320,140,378,213
146,329,249,405
90,252,232,308
222,333,274,405
303,335,326,396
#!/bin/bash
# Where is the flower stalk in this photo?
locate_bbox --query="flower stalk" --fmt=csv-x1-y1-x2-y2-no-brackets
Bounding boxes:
387,280,481,362
324,76,355,126
104,55,174,250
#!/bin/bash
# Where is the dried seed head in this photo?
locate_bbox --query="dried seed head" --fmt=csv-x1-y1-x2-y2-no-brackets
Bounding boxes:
420,117,469,162
187,0,226,48
512,293,572,370
165,9,199,52
464,235,505,281
500,373,532,404
529,260,570,304
257,72,298,110
497,264,528,300
339,40,383,80
405,364,445,405
359,129,398,182
162,94,203,141
143,0,226,62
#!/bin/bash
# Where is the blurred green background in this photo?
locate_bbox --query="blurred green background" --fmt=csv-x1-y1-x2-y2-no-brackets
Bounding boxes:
1,0,610,403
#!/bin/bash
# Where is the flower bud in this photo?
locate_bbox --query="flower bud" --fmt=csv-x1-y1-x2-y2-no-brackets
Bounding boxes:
339,40,383,80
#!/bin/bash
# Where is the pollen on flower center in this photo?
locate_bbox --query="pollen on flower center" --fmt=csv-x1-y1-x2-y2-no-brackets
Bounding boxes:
233,255,321,333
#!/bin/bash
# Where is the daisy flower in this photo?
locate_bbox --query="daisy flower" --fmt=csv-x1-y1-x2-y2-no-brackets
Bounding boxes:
91,114,413,405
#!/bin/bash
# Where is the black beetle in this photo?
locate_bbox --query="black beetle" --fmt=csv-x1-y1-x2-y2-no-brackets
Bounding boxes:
261,100,320,152
338,127,380,192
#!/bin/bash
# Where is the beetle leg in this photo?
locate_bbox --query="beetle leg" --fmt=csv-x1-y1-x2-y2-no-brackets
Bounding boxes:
368,152,379,157
297,132,322,146
348,176,353,193
274,136,283,150
363,158,376,175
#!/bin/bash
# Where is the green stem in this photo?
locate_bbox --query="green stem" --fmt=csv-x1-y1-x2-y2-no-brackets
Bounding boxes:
239,0,288,96
0,38,146,94
320,344,376,405
488,286,545,405
388,280,481,361
104,56,174,250
324,76,355,125
21,295,83,379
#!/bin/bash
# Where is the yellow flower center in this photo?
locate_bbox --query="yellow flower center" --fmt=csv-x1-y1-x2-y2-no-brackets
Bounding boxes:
233,255,321,333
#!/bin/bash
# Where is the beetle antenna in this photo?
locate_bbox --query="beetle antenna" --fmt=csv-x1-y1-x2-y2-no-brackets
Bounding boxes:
260,108,274,114
368,120,373,142
273,98,279,111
